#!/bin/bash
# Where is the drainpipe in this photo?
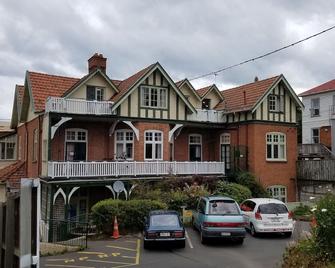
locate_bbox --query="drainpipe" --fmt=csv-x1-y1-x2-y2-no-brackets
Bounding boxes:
38,115,42,176
24,123,28,175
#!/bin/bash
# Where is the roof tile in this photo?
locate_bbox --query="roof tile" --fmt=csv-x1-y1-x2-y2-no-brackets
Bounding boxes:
299,79,335,97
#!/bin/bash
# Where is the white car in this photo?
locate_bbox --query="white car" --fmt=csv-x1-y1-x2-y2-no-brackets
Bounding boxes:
240,198,294,237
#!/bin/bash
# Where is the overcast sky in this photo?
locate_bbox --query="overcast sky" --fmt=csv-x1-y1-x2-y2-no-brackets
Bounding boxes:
0,0,334,119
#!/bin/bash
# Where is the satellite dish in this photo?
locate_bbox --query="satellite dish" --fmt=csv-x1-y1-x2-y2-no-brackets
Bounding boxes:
113,180,125,193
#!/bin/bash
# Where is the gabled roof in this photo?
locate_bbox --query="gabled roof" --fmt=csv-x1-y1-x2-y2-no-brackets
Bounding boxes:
196,84,224,100
175,78,202,101
216,75,280,112
0,161,25,189
299,79,335,97
10,85,24,128
27,71,80,112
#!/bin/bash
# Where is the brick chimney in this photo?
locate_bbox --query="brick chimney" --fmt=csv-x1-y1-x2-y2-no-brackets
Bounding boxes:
88,53,107,73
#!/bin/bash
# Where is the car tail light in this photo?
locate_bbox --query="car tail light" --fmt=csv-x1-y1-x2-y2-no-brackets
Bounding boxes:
203,222,245,228
173,231,184,238
147,232,157,238
288,211,293,219
255,212,262,220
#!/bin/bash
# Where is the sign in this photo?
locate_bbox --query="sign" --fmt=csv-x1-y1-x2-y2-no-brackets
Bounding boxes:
113,181,125,193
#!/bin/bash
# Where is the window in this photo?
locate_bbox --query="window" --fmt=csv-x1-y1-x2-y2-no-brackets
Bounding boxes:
209,200,240,215
65,129,87,161
266,132,286,161
268,94,284,112
144,131,163,160
267,185,287,202
240,200,256,212
86,86,104,101
197,199,206,214
202,98,211,109
115,130,134,160
33,129,38,162
312,128,320,144
189,134,202,161
220,133,230,144
0,135,16,160
310,98,320,117
18,135,22,160
141,86,167,109
220,133,231,171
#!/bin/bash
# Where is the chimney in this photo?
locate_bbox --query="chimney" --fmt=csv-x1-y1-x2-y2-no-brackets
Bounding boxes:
88,53,107,73
243,90,247,105
254,76,259,82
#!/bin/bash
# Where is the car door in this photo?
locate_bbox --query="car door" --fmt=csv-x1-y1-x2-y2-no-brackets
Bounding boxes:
240,201,255,227
194,199,206,229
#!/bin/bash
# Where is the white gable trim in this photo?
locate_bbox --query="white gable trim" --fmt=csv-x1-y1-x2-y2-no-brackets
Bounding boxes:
251,75,304,113
178,79,202,101
201,85,224,101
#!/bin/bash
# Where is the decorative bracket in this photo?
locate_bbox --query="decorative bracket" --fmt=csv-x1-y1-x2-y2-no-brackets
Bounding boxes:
53,187,66,205
123,121,139,141
51,117,72,139
169,124,183,142
68,186,80,204
105,185,116,199
109,120,119,136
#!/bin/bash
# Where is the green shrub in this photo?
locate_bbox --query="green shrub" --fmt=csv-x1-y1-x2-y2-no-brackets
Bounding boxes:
214,181,252,203
292,203,312,220
91,199,167,233
233,171,269,198
183,184,210,209
313,194,335,261
165,190,188,212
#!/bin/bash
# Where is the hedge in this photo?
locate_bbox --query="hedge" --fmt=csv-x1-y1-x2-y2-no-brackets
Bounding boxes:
234,171,269,198
214,181,252,203
91,199,167,233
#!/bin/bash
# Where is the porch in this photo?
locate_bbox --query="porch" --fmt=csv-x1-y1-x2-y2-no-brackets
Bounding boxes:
47,161,225,178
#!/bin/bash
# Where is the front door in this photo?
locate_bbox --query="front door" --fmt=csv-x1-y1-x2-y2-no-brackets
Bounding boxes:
66,142,86,161
221,144,231,173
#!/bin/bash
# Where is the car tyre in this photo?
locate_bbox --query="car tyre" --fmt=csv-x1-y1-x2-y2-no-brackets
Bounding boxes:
284,232,292,238
178,240,186,248
200,230,207,244
250,224,258,237
143,240,151,249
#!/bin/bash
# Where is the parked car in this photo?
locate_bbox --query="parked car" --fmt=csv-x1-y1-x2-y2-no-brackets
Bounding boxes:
240,198,294,237
192,196,246,244
143,210,185,249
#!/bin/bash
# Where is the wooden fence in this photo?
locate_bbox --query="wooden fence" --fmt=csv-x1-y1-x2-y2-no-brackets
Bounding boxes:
297,159,335,182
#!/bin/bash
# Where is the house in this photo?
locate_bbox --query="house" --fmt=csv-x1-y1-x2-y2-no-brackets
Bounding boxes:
299,79,335,153
2,53,303,221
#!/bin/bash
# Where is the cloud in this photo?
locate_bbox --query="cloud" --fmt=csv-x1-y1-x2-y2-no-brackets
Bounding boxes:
0,0,335,119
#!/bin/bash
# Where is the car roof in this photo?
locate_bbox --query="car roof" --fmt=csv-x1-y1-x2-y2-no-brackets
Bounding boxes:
244,198,286,205
149,210,179,216
203,196,236,202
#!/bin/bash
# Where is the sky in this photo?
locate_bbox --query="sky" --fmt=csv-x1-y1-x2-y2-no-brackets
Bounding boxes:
0,0,334,120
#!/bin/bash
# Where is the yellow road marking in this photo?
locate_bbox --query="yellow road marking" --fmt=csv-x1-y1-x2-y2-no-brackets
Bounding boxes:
123,240,137,243
112,252,121,256
78,251,106,255
106,245,136,251
86,259,134,265
47,259,74,262
78,257,88,261
122,255,136,259
45,265,94,268
98,254,108,258
135,239,140,265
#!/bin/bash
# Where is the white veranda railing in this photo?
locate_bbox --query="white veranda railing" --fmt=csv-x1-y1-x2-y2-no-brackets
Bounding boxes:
187,109,226,123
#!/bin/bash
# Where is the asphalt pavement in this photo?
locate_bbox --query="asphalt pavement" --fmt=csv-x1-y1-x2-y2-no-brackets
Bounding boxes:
41,221,310,268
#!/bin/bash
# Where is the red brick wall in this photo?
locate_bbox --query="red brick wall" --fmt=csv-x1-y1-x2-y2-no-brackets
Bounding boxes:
320,126,331,148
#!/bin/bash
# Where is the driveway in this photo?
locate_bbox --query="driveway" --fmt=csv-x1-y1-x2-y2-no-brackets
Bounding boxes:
41,221,310,268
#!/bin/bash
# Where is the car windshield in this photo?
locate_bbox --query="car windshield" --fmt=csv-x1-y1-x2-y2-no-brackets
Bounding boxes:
209,200,240,215
258,203,288,214
150,214,180,227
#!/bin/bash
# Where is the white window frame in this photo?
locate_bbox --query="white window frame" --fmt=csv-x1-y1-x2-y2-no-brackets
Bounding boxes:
189,134,202,161
267,185,287,203
33,129,38,162
266,132,286,161
0,135,16,160
310,98,320,117
220,133,231,145
18,135,22,160
141,86,167,109
311,128,320,144
64,128,88,161
114,129,134,160
144,130,163,160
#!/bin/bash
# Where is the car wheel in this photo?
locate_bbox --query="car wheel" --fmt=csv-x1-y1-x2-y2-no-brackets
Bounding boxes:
284,232,292,238
200,230,207,244
178,240,186,248
143,240,150,249
192,217,197,230
250,224,258,237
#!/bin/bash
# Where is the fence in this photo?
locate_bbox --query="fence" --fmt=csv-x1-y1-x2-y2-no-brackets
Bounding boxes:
40,219,89,249
297,159,335,182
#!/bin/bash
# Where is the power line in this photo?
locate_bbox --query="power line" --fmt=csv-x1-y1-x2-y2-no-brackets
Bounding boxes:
189,25,335,81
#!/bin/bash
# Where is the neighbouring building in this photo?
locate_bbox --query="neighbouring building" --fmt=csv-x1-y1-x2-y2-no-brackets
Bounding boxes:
299,79,335,151
0,53,303,221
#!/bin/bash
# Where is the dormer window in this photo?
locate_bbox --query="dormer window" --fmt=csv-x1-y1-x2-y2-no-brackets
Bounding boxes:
141,86,167,109
268,94,283,112
86,86,104,101
202,98,211,110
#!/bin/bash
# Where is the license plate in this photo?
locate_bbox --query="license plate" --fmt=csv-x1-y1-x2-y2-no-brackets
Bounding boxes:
221,232,231,236
160,232,170,237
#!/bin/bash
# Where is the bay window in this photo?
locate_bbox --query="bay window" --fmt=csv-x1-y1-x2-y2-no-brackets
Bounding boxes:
145,131,163,160
266,132,286,161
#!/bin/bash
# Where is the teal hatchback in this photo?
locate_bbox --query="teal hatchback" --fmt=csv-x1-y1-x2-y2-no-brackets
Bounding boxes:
192,196,246,244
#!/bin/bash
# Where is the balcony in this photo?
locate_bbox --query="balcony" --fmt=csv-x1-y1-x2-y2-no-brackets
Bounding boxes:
46,97,115,115
48,161,225,179
187,109,226,123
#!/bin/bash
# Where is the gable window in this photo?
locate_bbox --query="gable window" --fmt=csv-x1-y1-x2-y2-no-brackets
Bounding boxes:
86,86,104,101
220,133,231,171
266,132,286,161
115,130,134,160
202,98,211,110
145,131,163,160
312,128,320,144
65,129,87,161
267,185,287,202
0,136,16,160
33,129,38,162
141,86,167,109
310,98,320,117
189,134,202,161
268,94,284,112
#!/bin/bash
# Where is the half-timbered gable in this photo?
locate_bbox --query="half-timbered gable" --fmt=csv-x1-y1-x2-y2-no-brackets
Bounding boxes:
197,85,224,110
176,79,202,109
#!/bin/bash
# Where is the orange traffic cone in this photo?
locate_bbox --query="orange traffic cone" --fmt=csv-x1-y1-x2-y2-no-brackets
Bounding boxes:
112,216,120,239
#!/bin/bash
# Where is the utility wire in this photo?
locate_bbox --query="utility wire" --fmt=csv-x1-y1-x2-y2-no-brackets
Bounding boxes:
189,25,335,81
